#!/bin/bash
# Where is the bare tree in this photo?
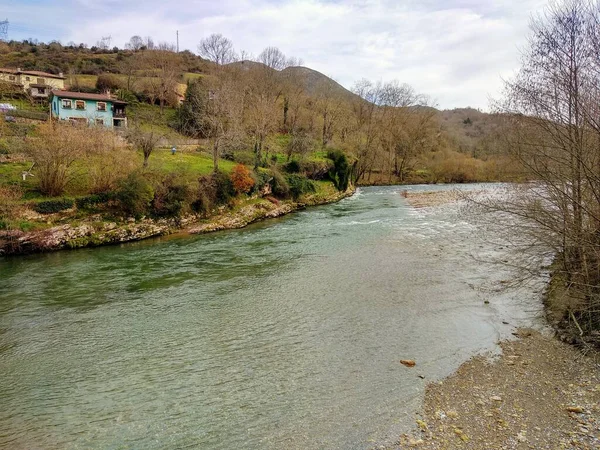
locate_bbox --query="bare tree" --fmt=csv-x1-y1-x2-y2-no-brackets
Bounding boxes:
258,46,288,70
257,46,300,71
144,36,155,50
140,48,182,112
201,68,246,171
198,34,236,65
126,125,164,168
125,35,144,51
491,0,600,343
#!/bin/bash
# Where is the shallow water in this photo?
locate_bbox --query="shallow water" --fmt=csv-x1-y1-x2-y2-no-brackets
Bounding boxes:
0,185,544,449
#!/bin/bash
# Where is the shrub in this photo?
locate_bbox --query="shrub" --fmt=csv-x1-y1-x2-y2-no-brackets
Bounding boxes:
95,74,123,92
152,175,191,217
193,171,235,215
34,198,74,214
213,170,236,205
75,192,114,210
284,160,301,173
252,170,271,195
230,164,255,194
270,169,290,199
116,172,154,218
286,174,316,200
327,150,352,191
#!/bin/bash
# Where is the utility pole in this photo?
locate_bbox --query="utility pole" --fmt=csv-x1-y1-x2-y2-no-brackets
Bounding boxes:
176,30,179,53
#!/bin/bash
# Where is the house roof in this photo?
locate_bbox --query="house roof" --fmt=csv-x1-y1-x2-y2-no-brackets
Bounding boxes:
0,68,65,79
51,90,127,104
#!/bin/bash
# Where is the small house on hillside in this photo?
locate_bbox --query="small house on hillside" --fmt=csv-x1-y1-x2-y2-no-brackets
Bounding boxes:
50,91,127,128
0,68,65,100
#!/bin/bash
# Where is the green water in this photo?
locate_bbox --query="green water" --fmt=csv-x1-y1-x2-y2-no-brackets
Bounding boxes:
0,185,543,449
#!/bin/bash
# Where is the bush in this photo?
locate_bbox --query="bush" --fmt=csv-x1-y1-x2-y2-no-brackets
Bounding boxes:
252,170,271,195
284,160,301,173
152,175,191,217
230,164,255,194
193,171,236,215
327,150,352,191
213,170,235,205
300,160,334,180
270,169,290,199
286,174,316,200
96,74,123,92
75,192,114,210
116,172,154,218
34,198,74,214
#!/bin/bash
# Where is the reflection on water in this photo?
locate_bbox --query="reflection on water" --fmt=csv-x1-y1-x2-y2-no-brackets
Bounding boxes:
0,184,544,449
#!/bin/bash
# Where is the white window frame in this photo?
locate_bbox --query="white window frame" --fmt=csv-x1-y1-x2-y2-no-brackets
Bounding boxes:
75,100,86,110
97,102,107,111
61,99,72,109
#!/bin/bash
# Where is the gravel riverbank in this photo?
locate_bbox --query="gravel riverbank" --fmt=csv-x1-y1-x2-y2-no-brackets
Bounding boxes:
390,331,599,449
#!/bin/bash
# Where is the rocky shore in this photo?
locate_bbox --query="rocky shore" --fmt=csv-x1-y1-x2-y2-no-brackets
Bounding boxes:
390,330,599,449
0,188,354,256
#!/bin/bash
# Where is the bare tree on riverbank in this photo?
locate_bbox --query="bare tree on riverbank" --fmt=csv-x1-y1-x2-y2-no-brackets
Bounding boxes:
490,0,600,345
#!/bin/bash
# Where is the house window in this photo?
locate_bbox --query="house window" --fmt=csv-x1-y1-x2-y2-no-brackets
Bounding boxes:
37,78,44,84
38,88,46,95
25,76,30,81
75,100,86,110
97,102,107,111
95,118,104,126
9,75,14,81
62,99,72,109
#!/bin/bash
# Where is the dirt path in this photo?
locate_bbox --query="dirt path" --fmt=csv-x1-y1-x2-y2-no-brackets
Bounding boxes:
393,331,600,449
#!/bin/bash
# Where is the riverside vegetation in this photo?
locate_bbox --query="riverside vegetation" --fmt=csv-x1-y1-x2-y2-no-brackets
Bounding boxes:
0,35,518,255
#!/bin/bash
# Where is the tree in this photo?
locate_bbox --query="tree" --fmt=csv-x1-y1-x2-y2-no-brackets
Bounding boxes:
126,112,165,168
140,47,182,112
203,68,246,172
245,65,281,168
198,34,236,65
258,46,287,70
257,46,300,71
176,78,210,138
25,122,103,196
493,0,600,343
125,35,144,51
315,79,345,147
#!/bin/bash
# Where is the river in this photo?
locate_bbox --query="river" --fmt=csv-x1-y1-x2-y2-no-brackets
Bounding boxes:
0,185,545,449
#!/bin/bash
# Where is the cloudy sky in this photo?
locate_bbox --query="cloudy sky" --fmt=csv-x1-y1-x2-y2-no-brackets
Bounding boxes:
5,0,548,109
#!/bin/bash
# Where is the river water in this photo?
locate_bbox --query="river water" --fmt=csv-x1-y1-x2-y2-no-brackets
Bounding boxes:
0,185,545,449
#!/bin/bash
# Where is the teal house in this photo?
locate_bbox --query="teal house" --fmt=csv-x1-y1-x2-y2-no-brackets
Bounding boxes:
50,90,127,128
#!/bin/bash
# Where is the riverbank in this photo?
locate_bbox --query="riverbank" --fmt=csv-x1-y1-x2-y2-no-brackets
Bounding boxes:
0,186,354,255
392,330,599,449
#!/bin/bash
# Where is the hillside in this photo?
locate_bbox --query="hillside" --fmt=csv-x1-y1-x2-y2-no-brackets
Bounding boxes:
282,66,361,102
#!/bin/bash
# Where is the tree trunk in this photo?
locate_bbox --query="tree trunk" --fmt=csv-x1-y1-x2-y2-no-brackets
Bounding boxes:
213,140,219,172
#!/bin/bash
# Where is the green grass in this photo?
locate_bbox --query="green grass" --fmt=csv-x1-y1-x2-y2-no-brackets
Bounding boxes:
183,72,205,82
127,103,181,136
146,149,236,179
0,161,34,187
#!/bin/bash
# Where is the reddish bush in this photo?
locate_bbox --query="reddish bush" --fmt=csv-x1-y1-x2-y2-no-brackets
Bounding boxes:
230,164,255,194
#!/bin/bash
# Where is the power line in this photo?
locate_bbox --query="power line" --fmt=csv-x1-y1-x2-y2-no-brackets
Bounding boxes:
0,19,8,41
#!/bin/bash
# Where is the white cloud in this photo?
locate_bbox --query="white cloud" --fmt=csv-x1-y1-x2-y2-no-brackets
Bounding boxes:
8,0,549,109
